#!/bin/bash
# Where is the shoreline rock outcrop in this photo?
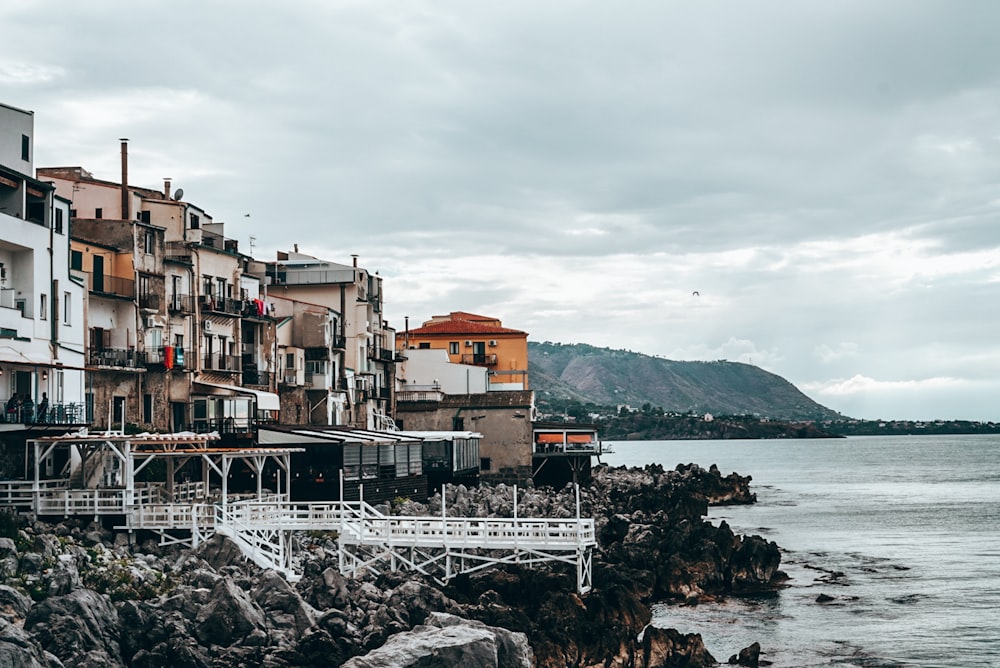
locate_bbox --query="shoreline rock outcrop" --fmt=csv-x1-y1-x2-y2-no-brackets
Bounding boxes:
0,461,780,667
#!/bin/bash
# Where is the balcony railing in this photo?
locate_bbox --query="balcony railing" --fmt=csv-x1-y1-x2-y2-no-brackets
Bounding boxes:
2,401,88,425
198,295,243,316
138,293,161,310
243,369,273,387
396,389,444,403
331,334,346,349
460,353,498,366
202,354,238,371
88,273,135,299
168,294,194,313
146,346,185,368
369,347,396,362
88,348,145,368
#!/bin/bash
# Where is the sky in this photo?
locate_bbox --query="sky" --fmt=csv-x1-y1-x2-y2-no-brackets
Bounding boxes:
3,1,999,422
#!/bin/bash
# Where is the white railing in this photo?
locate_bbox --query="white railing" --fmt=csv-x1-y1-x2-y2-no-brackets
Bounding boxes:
214,500,595,547
126,503,216,531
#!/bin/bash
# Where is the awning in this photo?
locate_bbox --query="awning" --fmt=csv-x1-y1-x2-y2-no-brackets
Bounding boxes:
193,381,281,411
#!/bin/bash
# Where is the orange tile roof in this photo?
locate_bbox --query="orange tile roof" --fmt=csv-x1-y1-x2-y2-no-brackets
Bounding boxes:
405,319,527,336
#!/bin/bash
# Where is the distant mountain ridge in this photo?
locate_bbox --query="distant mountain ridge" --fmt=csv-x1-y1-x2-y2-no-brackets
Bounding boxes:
528,341,842,421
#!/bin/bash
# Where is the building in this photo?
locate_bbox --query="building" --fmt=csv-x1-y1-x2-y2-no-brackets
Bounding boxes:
0,103,87,438
250,249,397,429
39,146,280,436
398,312,529,391
267,292,347,425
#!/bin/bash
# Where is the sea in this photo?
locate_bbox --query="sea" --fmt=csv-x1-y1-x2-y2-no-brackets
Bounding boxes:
601,435,1000,668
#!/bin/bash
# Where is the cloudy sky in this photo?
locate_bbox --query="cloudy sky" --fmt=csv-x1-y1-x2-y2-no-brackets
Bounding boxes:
3,1,999,421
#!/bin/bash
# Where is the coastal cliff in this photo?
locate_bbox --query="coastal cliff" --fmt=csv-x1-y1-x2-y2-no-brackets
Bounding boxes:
0,463,780,667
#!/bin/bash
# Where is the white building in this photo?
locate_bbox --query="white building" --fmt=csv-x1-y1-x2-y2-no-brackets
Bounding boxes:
0,102,86,426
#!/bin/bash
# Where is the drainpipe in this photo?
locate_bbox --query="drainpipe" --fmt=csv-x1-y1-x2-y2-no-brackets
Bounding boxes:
119,139,130,220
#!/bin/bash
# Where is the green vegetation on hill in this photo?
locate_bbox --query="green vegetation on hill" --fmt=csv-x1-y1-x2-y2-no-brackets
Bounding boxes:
529,341,842,422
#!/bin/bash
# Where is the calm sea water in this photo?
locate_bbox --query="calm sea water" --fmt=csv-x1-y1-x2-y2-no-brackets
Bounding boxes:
601,435,1000,667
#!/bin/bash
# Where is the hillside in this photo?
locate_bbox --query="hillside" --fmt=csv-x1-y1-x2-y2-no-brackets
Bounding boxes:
529,341,843,421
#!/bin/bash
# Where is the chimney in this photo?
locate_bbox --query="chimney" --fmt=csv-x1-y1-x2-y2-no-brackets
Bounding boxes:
164,178,172,199
352,254,358,268
119,139,130,220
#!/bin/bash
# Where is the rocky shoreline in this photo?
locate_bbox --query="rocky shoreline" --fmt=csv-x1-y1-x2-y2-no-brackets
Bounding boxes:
0,463,783,667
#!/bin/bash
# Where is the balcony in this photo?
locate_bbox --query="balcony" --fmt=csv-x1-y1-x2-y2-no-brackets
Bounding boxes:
533,432,602,457
88,348,145,369
243,369,273,387
165,242,193,264
138,293,161,310
88,273,135,299
146,346,185,369
396,389,444,403
198,295,243,316
331,334,346,350
3,402,87,425
202,354,238,371
369,347,396,362
460,353,498,367
168,294,194,313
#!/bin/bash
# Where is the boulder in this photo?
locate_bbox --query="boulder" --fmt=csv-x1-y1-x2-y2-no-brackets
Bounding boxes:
24,588,123,667
425,612,532,668
342,622,499,668
251,570,317,641
0,585,32,622
642,626,716,668
0,618,63,668
193,577,268,647
728,640,761,667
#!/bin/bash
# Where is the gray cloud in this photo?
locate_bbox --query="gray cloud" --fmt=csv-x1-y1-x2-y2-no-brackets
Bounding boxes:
4,0,1000,419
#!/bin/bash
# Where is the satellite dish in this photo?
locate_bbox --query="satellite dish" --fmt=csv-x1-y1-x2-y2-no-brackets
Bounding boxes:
173,188,184,201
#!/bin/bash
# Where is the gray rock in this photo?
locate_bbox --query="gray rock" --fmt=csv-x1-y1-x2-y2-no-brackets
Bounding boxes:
0,585,32,622
0,537,16,557
24,588,123,667
0,618,64,668
425,612,532,668
251,570,317,641
342,622,499,668
193,577,268,647
194,534,248,572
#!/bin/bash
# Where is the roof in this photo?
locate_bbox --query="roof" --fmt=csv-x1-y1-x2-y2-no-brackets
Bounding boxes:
405,319,527,337
258,425,422,446
437,391,534,409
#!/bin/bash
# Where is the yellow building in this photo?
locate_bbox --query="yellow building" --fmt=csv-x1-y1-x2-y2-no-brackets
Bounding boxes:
398,312,529,390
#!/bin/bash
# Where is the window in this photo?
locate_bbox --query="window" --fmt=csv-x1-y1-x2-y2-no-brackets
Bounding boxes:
54,209,64,234
144,229,155,253
63,291,71,324
189,213,200,229
95,208,103,219
56,371,64,403
71,251,83,271
112,396,126,425
480,457,492,471
70,209,77,218
140,211,151,224
286,353,295,369
449,341,459,355
419,342,430,349
39,294,47,320
142,394,153,423
21,134,29,161
452,416,465,431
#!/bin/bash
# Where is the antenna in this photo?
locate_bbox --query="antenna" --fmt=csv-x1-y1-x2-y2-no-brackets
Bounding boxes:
249,234,256,257
173,188,184,201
